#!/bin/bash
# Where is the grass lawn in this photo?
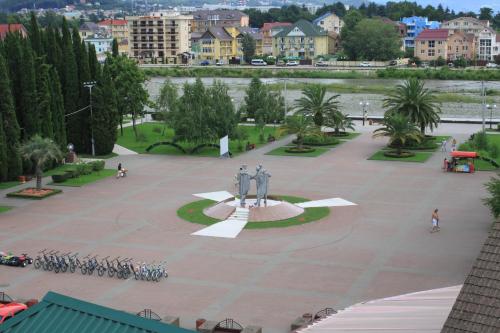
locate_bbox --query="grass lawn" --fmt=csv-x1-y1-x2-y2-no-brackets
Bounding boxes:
266,146,330,157
177,195,329,229
50,169,115,187
0,181,21,190
79,152,118,159
0,206,12,213
116,123,278,156
457,134,500,171
369,150,433,163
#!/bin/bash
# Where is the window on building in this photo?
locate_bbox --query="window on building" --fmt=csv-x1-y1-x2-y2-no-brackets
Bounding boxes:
421,49,425,54
421,41,424,45
437,41,442,45
428,40,435,48
428,49,435,56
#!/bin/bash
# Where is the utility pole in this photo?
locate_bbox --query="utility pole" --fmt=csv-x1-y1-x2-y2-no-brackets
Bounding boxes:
360,101,369,126
84,81,97,156
482,80,486,132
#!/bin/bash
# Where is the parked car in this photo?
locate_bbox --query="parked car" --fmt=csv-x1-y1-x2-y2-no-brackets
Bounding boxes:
315,60,329,67
200,60,210,66
447,62,455,68
359,62,372,67
215,60,224,66
286,61,299,66
388,60,398,66
250,59,267,66
276,60,286,66
0,303,27,324
486,62,498,68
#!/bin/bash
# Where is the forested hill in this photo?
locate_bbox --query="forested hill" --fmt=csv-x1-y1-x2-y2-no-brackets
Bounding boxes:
0,0,75,12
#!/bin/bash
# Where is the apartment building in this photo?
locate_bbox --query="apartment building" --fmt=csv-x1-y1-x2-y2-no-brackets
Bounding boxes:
261,22,292,54
127,12,193,64
441,17,491,35
191,10,249,33
273,20,334,60
400,16,440,49
414,29,448,61
79,22,105,40
312,12,344,33
98,19,129,55
447,31,475,61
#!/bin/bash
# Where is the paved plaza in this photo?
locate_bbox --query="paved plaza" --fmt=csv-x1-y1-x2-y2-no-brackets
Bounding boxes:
0,123,493,332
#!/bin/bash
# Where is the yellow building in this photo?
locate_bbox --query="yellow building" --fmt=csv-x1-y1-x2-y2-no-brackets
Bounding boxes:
127,12,193,64
98,19,129,55
198,26,263,63
191,10,249,33
415,29,449,61
313,12,344,33
272,19,333,59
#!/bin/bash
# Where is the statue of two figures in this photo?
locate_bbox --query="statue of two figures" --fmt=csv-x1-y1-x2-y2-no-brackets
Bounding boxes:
236,164,271,208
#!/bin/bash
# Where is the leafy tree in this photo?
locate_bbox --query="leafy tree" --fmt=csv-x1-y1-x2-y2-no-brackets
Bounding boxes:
372,114,422,156
479,7,493,21
484,176,500,218
295,84,340,127
333,113,355,135
241,33,256,64
91,65,119,155
383,78,441,134
243,77,265,119
343,18,402,60
207,80,238,139
36,63,54,140
19,135,62,190
340,9,363,44
0,53,22,179
155,79,178,135
279,115,316,149
112,38,119,57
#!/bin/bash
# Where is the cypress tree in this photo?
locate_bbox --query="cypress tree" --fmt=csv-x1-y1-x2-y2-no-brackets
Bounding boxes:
29,11,43,56
112,38,119,57
76,40,91,152
20,40,39,137
45,26,62,73
72,27,82,85
92,65,119,155
0,54,19,180
3,34,24,134
61,18,79,150
37,63,54,140
88,43,100,81
49,68,67,148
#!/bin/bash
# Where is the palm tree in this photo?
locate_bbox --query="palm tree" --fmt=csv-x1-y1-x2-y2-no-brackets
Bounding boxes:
373,114,422,156
333,113,355,135
383,78,441,134
295,85,340,127
279,115,317,149
19,135,63,190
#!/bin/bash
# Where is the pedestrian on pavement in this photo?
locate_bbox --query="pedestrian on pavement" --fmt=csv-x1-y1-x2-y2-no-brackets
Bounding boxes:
451,138,457,151
431,209,440,233
441,139,447,152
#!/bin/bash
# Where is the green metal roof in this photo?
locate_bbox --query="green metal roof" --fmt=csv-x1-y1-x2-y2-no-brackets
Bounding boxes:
0,291,196,333
274,19,327,38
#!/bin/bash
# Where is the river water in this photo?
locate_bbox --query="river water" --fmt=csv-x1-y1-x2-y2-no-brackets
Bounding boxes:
145,77,500,120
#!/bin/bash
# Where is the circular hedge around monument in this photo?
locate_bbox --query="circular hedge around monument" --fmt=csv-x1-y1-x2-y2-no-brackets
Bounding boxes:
284,146,316,154
177,195,330,229
383,150,415,158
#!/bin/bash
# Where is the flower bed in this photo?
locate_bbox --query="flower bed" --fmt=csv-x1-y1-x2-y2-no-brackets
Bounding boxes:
383,151,415,158
285,146,316,154
7,188,62,200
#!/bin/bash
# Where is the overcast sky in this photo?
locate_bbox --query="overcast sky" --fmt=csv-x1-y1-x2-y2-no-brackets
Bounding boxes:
378,1,500,13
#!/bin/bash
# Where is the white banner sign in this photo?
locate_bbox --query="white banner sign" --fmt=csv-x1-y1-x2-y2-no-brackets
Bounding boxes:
220,135,229,157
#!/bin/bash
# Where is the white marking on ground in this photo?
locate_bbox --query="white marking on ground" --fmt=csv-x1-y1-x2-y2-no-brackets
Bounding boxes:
193,191,234,202
296,198,357,208
191,207,249,238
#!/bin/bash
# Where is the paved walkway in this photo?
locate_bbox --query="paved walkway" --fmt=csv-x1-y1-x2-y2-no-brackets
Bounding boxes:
0,123,493,333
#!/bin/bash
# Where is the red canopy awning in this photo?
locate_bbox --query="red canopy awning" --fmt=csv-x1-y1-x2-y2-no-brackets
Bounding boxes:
451,151,478,158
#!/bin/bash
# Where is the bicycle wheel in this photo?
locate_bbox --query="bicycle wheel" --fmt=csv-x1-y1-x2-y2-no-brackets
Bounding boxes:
117,270,123,279
81,265,87,275
54,265,60,274
134,271,139,280
61,264,68,273
69,263,76,273
34,259,41,269
47,261,54,271
146,271,152,281
108,267,115,278
97,266,105,277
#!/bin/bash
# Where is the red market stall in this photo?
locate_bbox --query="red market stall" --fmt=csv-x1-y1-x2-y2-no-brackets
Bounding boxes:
444,151,478,173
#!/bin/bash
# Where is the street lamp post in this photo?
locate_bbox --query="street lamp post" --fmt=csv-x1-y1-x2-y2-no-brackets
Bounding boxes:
83,81,97,156
359,101,369,126
487,104,497,129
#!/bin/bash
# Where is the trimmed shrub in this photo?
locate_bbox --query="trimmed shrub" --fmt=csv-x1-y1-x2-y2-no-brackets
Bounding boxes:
64,169,79,178
76,163,93,175
383,151,415,158
294,135,340,146
285,146,315,153
51,174,68,183
91,160,105,171
473,132,489,150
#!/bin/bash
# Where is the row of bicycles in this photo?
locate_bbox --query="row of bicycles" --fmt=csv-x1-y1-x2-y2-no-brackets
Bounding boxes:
33,249,168,282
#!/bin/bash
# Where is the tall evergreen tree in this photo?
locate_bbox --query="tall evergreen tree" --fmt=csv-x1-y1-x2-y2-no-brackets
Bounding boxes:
0,54,20,180
61,18,80,150
36,63,54,139
112,38,119,57
49,68,67,148
29,11,43,56
20,40,39,137
88,44,100,80
45,26,62,73
76,40,91,152
92,65,119,155
3,34,24,135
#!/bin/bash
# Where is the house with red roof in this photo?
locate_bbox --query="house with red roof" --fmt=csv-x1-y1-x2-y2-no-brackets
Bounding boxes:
261,22,292,54
98,19,129,55
415,29,449,61
0,24,28,40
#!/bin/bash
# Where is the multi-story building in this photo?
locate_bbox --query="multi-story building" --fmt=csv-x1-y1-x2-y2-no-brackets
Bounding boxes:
312,12,343,33
0,23,28,40
198,26,263,63
127,12,193,64
261,22,292,54
441,17,490,35
401,16,440,49
98,19,129,55
477,27,497,61
191,10,249,33
79,22,105,40
273,19,334,60
84,34,113,61
414,29,449,61
446,31,475,61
